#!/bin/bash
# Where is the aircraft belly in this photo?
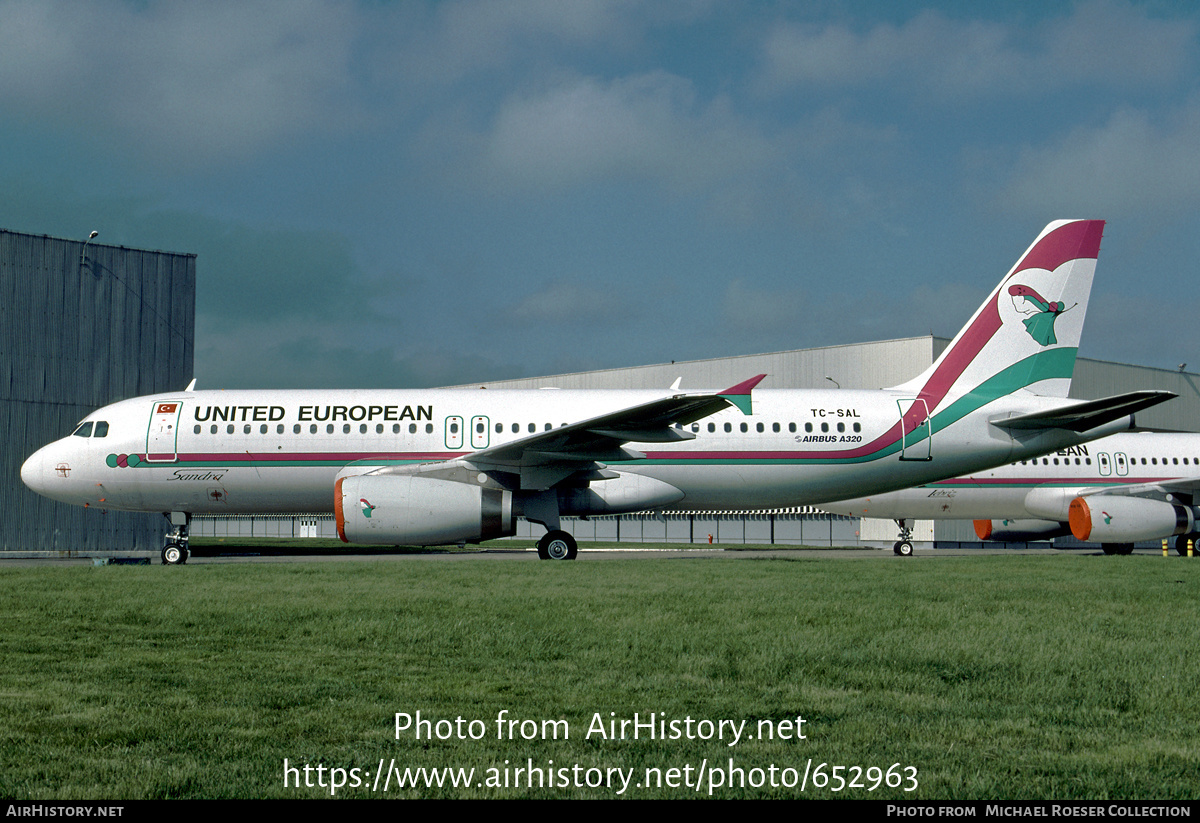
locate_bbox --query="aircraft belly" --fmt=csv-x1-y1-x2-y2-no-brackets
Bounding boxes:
101,464,336,513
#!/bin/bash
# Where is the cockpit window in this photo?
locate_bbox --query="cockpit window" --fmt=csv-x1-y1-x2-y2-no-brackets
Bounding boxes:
73,422,94,438
93,421,109,438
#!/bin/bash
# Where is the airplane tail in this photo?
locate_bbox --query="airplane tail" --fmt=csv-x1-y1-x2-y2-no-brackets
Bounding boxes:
891,219,1104,412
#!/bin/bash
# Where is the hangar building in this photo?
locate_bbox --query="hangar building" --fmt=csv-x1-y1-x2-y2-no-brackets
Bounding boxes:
2,229,195,554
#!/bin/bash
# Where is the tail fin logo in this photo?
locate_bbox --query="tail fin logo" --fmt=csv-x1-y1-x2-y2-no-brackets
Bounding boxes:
360,498,376,518
1007,285,1077,347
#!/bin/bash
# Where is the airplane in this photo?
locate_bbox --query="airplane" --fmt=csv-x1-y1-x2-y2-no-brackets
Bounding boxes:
21,219,1175,563
823,430,1200,556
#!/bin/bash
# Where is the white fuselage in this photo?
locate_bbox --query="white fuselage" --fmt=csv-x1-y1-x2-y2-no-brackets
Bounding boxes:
22,386,1135,516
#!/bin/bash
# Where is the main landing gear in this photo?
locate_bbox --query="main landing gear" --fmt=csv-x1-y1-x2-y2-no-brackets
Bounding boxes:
892,519,914,557
162,512,191,565
537,530,578,561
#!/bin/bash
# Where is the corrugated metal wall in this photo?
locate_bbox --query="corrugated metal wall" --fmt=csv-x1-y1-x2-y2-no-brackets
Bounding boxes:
2,229,195,552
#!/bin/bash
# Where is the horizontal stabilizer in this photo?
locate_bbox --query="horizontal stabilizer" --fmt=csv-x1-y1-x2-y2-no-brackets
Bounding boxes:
990,390,1175,433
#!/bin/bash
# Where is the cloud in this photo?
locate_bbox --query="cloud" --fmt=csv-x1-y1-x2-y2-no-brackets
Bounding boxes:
480,72,777,191
756,1,1196,98
507,281,631,325
995,102,1200,217
193,316,523,389
718,277,989,356
0,0,361,166
381,0,713,89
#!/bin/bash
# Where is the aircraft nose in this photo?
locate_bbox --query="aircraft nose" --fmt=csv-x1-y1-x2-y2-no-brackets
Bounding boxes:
21,448,48,495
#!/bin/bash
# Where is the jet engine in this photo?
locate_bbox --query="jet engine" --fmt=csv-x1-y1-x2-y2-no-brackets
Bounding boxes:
336,474,514,545
1068,495,1196,543
973,519,1071,541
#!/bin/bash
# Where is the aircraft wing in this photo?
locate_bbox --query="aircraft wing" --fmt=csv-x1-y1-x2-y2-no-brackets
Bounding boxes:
461,375,766,488
990,390,1175,433
1075,475,1200,500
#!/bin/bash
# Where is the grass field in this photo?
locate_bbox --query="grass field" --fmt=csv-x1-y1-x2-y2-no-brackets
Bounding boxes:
2,549,1198,799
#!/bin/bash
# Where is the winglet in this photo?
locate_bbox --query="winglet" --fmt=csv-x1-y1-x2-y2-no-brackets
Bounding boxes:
719,374,766,415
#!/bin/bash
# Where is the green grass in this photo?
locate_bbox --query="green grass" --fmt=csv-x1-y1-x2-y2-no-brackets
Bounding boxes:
1,554,1197,798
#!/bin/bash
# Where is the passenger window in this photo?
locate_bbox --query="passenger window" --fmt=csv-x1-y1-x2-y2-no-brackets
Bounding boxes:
244,425,252,434
93,421,109,438
360,424,368,434
772,423,780,433
73,422,93,438
425,424,434,433
805,423,813,433
740,423,748,433
821,423,829,433
376,424,384,434
343,424,351,434
227,425,235,434
211,425,218,434
260,424,268,434
724,423,732,433
757,423,764,433
789,423,796,433
853,423,861,433
409,424,417,434
294,424,301,434
194,425,201,434
310,424,318,434
837,423,845,433
326,424,334,434
708,423,715,432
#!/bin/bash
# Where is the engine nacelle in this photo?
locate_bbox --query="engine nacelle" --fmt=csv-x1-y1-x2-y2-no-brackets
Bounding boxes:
336,474,514,545
558,473,684,516
1068,495,1196,543
1023,486,1087,521
974,519,1070,541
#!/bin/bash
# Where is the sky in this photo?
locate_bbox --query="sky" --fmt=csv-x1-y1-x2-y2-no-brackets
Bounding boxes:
1,0,1197,389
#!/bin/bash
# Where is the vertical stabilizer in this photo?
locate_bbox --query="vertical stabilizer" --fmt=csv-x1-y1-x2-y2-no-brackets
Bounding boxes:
891,220,1104,416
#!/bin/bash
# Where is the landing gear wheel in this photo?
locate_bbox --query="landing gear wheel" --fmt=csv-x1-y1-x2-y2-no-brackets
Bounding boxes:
892,519,914,556
161,542,186,565
1102,543,1133,556
537,530,578,560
